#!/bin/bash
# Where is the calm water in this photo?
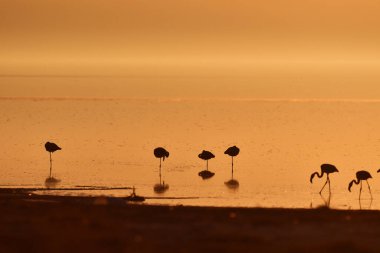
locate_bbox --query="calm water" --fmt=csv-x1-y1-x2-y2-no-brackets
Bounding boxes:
1,97,380,209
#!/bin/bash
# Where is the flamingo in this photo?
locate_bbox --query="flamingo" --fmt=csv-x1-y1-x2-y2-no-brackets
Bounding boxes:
224,146,240,188
45,142,61,179
153,147,169,193
310,164,339,194
153,147,169,183
224,146,240,179
348,170,372,199
198,150,215,179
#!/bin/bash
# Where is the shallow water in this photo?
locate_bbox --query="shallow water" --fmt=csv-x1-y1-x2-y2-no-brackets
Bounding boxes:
1,97,380,209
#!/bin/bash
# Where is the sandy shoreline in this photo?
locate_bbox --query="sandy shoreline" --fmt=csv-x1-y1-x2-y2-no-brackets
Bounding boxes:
1,189,380,253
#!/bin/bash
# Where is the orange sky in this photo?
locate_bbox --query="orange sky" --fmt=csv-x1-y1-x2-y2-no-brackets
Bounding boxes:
1,0,380,97
2,1,380,66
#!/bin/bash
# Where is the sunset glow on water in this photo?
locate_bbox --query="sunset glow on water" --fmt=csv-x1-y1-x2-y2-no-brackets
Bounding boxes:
1,85,380,209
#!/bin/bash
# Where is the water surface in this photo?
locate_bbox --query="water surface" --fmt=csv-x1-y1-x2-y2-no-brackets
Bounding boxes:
1,97,380,209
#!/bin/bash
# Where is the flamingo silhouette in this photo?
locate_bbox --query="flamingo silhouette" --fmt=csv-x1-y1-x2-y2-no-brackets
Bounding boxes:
224,146,240,179
198,150,215,179
348,170,372,199
310,164,339,194
45,142,61,180
224,146,240,188
153,147,169,193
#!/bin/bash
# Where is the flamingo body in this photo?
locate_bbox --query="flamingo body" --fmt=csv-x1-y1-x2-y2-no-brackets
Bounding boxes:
45,142,61,153
224,146,240,157
154,147,169,161
198,150,215,160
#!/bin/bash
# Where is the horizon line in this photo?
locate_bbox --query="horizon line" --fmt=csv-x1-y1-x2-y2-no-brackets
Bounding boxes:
0,74,260,79
2,96,380,103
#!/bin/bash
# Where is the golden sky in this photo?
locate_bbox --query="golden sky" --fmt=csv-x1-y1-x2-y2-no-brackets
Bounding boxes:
1,0,380,98
2,1,380,68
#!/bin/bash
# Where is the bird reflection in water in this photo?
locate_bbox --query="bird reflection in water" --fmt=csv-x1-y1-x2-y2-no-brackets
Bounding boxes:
153,147,169,193
44,142,62,187
310,190,332,209
359,197,373,210
320,192,331,208
224,146,240,189
45,177,61,188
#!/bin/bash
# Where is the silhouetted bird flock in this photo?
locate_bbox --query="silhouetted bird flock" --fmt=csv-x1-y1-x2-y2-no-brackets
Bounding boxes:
310,164,379,200
43,142,241,194
151,146,241,192
43,141,379,202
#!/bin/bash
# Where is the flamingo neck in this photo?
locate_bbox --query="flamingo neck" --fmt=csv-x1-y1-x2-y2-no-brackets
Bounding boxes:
312,171,324,179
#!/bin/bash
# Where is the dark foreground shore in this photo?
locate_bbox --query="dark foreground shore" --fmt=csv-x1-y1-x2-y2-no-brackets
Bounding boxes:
0,189,379,253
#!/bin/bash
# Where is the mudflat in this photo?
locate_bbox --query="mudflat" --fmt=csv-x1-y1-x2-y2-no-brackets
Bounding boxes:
0,189,379,253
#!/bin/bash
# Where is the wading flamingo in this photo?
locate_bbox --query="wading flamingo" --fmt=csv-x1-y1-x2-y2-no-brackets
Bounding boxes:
153,147,169,193
310,164,339,194
348,170,372,199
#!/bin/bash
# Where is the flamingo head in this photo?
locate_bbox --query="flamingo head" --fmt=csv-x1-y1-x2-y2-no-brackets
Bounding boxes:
348,180,354,192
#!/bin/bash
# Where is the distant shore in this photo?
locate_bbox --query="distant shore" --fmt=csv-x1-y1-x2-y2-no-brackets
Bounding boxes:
1,189,380,253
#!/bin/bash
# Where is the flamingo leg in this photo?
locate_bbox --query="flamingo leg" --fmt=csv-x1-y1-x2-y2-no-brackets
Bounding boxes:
327,191,331,207
206,160,208,171
359,181,362,200
327,175,331,194
231,156,234,179
49,152,52,178
319,178,328,194
366,180,373,199
159,158,162,185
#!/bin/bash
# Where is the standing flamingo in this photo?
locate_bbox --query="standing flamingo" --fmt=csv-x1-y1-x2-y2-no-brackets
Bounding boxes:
224,146,240,179
224,146,240,188
45,142,61,183
153,147,169,193
198,150,215,179
310,164,339,194
348,170,372,199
